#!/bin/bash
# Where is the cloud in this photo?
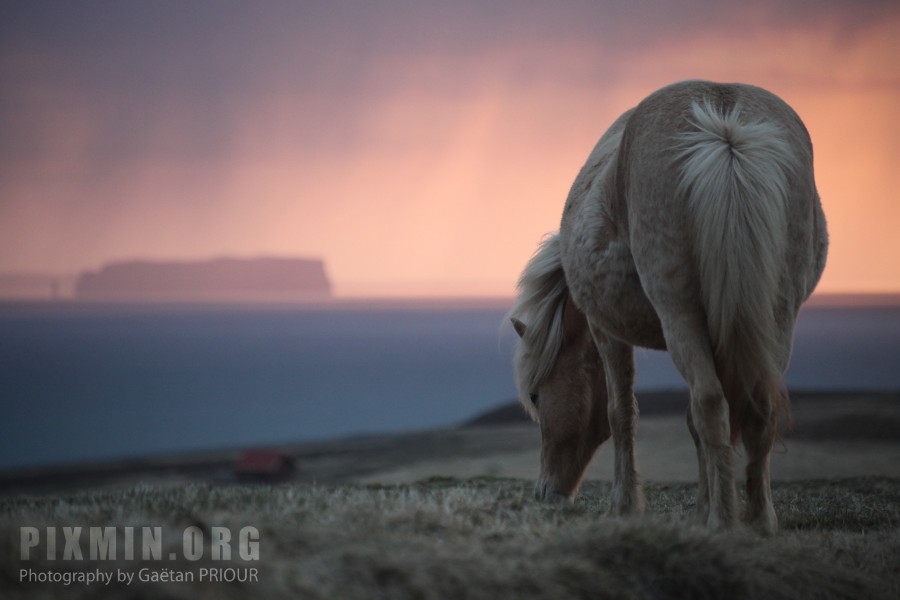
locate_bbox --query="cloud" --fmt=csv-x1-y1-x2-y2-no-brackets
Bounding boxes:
1,0,899,292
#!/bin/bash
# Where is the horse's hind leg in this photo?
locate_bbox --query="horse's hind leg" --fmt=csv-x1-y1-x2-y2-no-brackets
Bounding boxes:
741,381,783,535
593,333,645,516
662,313,738,530
686,406,710,524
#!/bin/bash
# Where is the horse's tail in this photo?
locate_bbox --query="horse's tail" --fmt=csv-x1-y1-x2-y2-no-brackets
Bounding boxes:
676,100,794,440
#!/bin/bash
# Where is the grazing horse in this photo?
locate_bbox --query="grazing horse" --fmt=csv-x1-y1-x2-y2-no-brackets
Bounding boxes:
508,80,828,535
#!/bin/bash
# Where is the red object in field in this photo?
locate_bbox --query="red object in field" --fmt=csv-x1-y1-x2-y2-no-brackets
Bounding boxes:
235,450,295,481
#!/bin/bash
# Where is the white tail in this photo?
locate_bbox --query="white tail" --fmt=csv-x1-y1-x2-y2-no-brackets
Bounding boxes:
676,100,794,431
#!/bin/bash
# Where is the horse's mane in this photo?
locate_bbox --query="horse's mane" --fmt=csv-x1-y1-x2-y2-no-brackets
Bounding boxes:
506,234,569,404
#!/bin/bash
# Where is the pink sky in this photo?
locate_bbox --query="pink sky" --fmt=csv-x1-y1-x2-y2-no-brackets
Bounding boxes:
1,1,898,296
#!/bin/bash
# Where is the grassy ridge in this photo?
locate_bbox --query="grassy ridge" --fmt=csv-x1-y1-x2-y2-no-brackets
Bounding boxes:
2,477,899,599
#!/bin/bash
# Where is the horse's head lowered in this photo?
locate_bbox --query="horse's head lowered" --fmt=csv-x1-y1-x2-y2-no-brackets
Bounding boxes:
507,235,611,501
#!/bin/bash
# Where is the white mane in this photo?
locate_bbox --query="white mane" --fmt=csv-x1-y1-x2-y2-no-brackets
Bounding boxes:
506,234,568,415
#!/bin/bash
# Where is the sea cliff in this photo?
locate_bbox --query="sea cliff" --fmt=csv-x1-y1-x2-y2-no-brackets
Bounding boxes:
75,257,331,301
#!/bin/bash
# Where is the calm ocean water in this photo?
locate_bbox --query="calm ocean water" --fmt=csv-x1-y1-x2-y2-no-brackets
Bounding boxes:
1,301,898,470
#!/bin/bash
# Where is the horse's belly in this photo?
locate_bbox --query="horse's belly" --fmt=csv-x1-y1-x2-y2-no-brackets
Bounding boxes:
589,282,666,350
608,309,666,350
562,237,667,351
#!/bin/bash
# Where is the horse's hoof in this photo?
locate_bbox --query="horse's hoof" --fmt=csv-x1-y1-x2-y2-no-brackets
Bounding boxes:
541,492,572,504
705,512,739,533
606,488,647,517
746,516,778,537
534,482,573,504
605,503,644,518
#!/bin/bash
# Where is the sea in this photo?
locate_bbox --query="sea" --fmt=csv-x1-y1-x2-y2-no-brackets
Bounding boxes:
1,298,898,471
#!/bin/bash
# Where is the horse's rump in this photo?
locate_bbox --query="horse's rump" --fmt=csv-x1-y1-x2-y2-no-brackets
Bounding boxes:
678,97,794,436
623,82,814,438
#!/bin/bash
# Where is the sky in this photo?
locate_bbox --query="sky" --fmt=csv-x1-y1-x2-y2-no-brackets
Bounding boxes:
1,0,898,297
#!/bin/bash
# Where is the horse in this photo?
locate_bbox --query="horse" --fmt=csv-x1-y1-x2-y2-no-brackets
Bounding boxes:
507,80,828,535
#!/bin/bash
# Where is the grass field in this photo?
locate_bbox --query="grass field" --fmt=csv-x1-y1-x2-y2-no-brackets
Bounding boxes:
2,476,899,599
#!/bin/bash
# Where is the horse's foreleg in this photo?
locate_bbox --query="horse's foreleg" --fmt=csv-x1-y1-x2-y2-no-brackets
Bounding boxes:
595,335,645,516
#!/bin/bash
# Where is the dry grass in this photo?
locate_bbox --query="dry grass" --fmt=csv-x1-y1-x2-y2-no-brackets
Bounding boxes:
1,476,899,599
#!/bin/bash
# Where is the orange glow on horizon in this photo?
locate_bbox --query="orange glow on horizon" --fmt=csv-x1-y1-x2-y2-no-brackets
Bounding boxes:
1,6,898,298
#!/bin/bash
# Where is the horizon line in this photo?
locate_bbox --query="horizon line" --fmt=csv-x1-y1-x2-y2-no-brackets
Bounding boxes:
1,291,899,309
